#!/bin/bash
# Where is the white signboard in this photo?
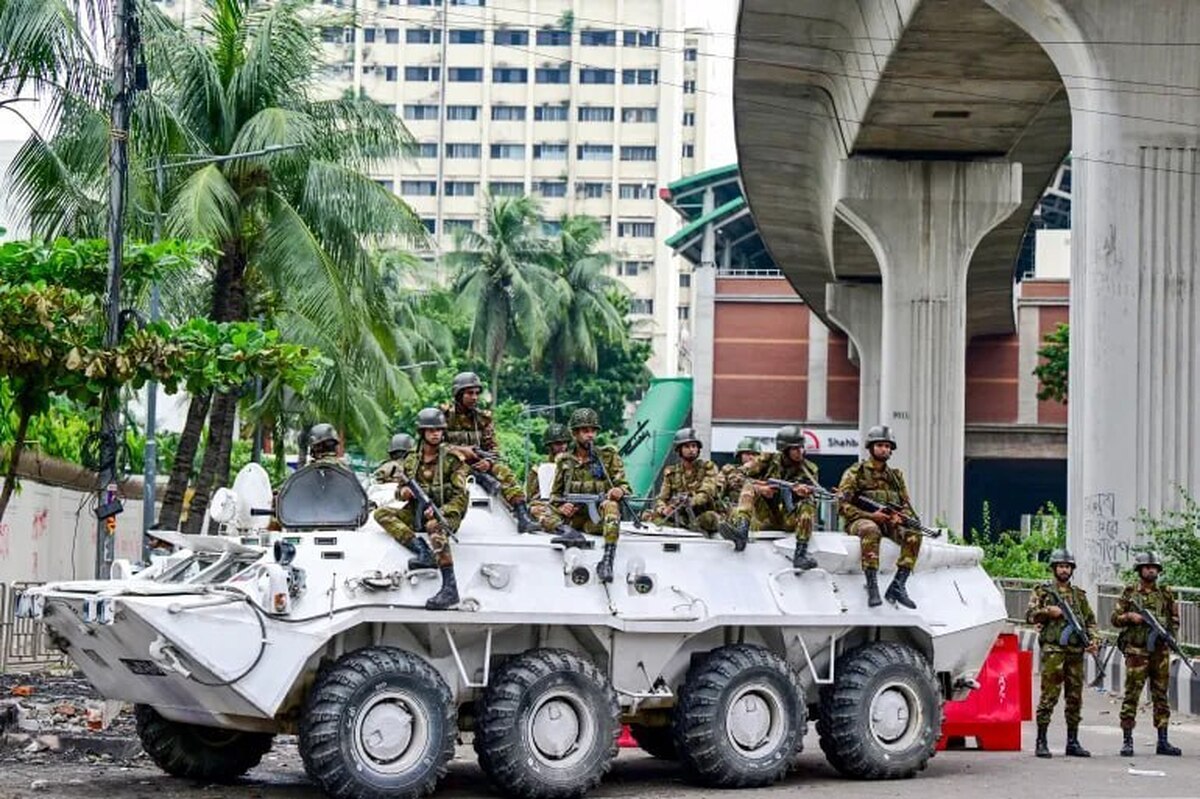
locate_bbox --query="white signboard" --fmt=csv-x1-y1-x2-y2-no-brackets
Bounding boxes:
712,425,860,456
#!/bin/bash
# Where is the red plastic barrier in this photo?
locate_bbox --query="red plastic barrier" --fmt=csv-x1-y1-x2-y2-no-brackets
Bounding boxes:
937,632,1024,751
1018,648,1034,721
618,724,637,748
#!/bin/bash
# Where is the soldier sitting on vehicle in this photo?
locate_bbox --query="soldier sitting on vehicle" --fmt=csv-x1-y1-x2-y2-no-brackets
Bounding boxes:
727,425,824,569
540,407,631,583
644,428,723,535
372,408,468,611
442,371,539,533
718,437,761,511
308,423,350,467
525,423,571,527
373,433,415,483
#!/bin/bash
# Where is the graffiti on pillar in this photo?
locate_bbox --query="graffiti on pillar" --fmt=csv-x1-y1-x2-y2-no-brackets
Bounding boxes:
31,508,48,540
1081,491,1127,584
0,521,8,560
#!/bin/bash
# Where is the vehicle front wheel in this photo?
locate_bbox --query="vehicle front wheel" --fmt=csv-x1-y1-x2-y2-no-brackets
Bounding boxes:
135,705,273,783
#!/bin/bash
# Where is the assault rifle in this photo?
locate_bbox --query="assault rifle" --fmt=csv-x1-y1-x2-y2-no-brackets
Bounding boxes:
556,492,646,529
1131,602,1198,677
659,493,696,527
450,445,504,495
762,479,838,513
404,476,450,534
850,495,942,538
1042,587,1090,647
618,419,650,458
1090,640,1118,688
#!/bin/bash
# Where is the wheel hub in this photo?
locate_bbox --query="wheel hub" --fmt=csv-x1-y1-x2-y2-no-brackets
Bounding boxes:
361,701,414,761
531,698,581,759
727,693,771,750
870,687,911,744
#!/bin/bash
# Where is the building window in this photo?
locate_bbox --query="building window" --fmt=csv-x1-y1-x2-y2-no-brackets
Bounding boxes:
404,104,439,120
450,0,484,5
629,298,654,314
577,144,613,161
405,66,440,81
623,29,659,47
363,28,377,43
494,29,528,46
449,67,483,82
533,142,568,160
683,111,695,126
408,0,443,5
618,221,655,238
622,68,658,85
580,29,616,46
683,79,696,94
320,27,343,43
536,65,571,84
620,262,640,276
578,68,615,85
678,306,690,320
384,66,399,82
684,47,698,62
577,106,614,122
679,273,692,288
446,143,482,158
577,181,610,198
375,178,394,192
489,181,524,196
405,28,438,44
490,143,526,159
449,29,484,44
491,105,526,121
493,67,528,83
537,29,571,46
444,181,477,196
620,146,656,162
444,218,474,233
415,142,438,158
541,219,563,235
618,183,655,200
622,107,657,123
446,105,479,121
534,104,569,121
421,218,437,233
535,181,567,197
401,180,437,196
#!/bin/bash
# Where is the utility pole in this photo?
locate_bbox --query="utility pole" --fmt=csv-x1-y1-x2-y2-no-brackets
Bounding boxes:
96,0,133,579
140,159,164,562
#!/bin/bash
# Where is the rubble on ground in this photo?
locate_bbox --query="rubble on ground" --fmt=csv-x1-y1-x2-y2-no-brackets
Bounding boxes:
0,671,138,764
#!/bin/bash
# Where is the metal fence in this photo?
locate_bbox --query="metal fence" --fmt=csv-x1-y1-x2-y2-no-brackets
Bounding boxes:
995,578,1200,650
0,582,69,673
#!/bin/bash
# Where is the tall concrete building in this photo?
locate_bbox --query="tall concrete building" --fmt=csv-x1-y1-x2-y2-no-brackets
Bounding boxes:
152,0,710,376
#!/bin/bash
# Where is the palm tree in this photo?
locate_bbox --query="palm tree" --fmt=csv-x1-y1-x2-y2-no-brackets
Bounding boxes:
543,215,627,410
445,194,563,401
7,0,427,529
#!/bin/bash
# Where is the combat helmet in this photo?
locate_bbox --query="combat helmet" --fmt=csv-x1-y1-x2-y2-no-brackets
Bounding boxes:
1048,548,1076,569
775,424,805,451
388,433,416,457
452,371,483,398
865,424,897,449
309,423,339,450
735,437,762,456
543,423,570,446
1133,551,1162,571
673,427,702,451
415,407,448,429
569,407,600,430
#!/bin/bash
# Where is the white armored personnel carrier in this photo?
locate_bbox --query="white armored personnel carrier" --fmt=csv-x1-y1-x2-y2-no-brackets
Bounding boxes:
17,461,1005,799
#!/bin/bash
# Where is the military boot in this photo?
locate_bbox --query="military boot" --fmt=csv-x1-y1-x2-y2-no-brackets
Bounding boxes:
1120,728,1134,757
864,568,883,607
595,543,617,584
1157,727,1181,756
514,501,539,533
884,567,917,609
425,566,459,610
551,525,590,548
405,538,436,571
718,517,749,552
792,540,817,571
1035,724,1051,758
1064,726,1090,757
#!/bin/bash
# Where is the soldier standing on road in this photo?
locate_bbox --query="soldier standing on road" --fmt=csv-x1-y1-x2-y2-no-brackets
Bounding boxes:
645,428,723,534
373,433,415,483
718,437,760,511
727,425,822,570
525,423,571,526
540,407,631,583
373,408,468,611
443,372,539,533
1113,551,1182,757
836,425,922,609
1026,549,1099,759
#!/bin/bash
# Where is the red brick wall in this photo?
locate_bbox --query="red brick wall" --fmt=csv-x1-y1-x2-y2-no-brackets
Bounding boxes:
966,334,1019,423
713,298,808,420
826,330,860,422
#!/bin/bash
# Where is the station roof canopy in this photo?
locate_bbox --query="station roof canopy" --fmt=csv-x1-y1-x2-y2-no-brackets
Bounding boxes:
660,165,778,272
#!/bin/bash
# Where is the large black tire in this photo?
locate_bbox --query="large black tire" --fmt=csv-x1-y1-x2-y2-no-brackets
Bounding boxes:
817,641,940,779
672,644,804,788
134,704,273,783
629,724,677,760
474,648,620,799
299,647,456,799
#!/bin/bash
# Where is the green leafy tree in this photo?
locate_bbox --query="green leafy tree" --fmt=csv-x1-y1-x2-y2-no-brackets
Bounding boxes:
955,501,1066,579
1136,490,1200,587
1035,322,1069,403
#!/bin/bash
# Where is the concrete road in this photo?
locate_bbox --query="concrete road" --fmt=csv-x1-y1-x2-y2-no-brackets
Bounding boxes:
1,688,1198,799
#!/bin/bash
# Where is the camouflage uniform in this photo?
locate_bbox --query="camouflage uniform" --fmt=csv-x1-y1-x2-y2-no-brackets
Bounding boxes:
443,403,526,507
373,448,469,568
836,460,922,570
373,458,406,483
729,453,818,543
719,462,748,512
1113,582,1179,731
541,446,631,544
1027,582,1098,728
650,459,721,533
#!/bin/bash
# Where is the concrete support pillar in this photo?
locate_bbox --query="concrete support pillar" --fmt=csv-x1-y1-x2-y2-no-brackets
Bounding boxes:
691,187,717,449
985,0,1200,592
826,283,882,444
837,159,1022,534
